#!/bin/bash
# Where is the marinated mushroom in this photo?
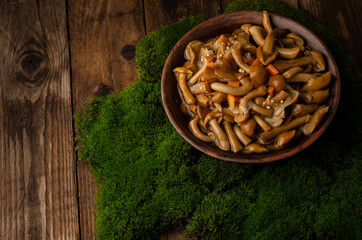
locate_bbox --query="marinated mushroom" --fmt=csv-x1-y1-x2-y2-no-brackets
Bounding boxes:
299,89,329,104
272,51,325,73
239,86,267,113
224,121,243,153
291,104,318,117
174,67,196,104
259,115,311,143
302,71,331,91
282,66,304,78
249,65,269,88
209,118,230,151
239,118,257,137
174,11,332,153
189,116,213,142
303,105,329,134
188,56,214,85
276,130,296,147
233,125,252,145
243,143,268,153
268,75,287,93
210,82,253,96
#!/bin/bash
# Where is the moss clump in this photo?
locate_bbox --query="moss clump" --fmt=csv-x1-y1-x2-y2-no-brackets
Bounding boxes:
75,0,362,239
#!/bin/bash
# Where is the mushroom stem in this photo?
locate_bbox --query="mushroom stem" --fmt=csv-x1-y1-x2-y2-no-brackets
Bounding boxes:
224,121,243,152
263,11,273,33
204,111,223,126
273,51,325,73
299,89,329,104
196,94,210,106
222,107,236,117
262,31,276,56
287,73,315,83
175,70,196,105
188,56,213,85
233,125,252,145
272,90,289,102
303,105,329,134
291,104,318,117
189,116,213,142
302,71,331,91
249,26,265,47
250,102,274,117
272,55,315,73
259,115,311,143
210,82,253,96
282,66,304,79
209,118,230,151
239,86,267,113
231,40,250,73
253,115,271,131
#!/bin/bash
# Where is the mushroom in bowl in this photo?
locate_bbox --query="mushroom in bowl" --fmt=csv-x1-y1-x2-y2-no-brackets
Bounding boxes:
161,11,340,163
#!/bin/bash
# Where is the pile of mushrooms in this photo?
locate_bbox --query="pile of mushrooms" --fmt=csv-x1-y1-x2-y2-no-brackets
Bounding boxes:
174,11,331,153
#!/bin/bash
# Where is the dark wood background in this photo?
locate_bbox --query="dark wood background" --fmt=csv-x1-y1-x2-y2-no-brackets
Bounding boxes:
1,0,361,239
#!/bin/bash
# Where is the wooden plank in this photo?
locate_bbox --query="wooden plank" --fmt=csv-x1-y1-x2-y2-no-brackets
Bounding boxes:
144,0,222,34
67,0,146,239
220,0,299,12
0,0,79,239
299,0,362,66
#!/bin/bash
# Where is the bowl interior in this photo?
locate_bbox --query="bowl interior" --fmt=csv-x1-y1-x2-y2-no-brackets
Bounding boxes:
161,11,340,163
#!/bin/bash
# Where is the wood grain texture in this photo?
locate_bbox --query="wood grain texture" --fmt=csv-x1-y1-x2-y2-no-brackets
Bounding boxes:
144,0,222,34
220,0,299,12
0,0,79,239
299,0,362,66
67,0,146,239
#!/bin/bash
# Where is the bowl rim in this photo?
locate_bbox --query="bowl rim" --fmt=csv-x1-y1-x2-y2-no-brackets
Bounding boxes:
161,10,341,163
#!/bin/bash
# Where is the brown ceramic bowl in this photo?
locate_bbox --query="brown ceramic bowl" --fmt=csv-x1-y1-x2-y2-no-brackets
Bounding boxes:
161,11,340,163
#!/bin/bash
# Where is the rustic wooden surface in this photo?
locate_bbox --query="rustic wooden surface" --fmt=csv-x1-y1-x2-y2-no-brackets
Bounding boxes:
0,0,79,239
1,0,361,239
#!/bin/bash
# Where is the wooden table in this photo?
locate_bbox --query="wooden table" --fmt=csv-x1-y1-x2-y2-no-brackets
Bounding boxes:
1,0,361,239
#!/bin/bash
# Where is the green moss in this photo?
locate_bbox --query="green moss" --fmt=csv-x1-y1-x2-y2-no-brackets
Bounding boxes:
75,0,362,239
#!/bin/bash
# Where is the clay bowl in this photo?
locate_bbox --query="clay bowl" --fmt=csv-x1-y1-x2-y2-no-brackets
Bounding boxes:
161,11,340,163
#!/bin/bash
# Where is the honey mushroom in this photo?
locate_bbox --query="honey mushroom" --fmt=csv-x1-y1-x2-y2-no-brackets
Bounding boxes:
259,115,312,143
239,86,267,113
276,130,296,147
282,66,304,78
233,125,252,145
188,56,214,85
243,143,268,153
209,118,230,151
224,121,243,153
291,104,318,117
173,67,196,104
189,116,213,142
299,89,330,104
174,11,332,153
303,105,329,134
210,81,253,96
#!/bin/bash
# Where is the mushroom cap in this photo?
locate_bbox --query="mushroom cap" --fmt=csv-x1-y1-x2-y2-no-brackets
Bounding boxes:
241,24,253,33
173,67,193,79
184,40,203,61
286,33,304,46
306,50,325,72
249,65,269,88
